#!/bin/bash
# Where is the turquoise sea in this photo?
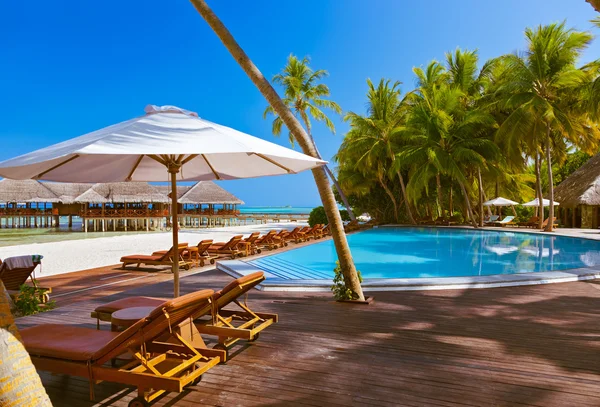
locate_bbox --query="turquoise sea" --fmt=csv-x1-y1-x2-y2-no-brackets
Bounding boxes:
239,206,314,214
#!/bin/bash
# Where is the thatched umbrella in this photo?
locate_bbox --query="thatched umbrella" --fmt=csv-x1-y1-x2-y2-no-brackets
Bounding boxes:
0,105,325,296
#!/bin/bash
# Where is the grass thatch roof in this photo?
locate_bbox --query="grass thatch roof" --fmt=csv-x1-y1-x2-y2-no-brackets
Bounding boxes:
553,153,600,207
154,185,193,200
43,182,94,204
0,179,60,203
74,182,170,204
179,181,244,205
0,179,242,206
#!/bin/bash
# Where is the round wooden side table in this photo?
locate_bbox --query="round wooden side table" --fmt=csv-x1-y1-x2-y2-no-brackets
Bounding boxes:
111,306,155,332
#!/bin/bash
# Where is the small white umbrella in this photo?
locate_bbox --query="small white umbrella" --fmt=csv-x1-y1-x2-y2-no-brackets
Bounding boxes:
0,105,326,296
522,198,560,207
483,197,520,206
483,197,519,216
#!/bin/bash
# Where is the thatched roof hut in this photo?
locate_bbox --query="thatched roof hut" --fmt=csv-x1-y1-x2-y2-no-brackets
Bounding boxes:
179,181,244,205
74,182,169,204
553,153,600,207
0,179,60,203
44,182,93,204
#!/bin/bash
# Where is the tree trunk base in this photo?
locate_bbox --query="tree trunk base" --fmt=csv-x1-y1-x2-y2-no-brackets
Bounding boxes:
336,296,374,305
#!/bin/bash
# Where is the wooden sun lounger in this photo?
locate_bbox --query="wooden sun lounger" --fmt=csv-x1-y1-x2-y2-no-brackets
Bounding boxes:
255,230,280,250
242,232,262,255
181,240,218,267
23,289,225,406
207,235,244,259
272,229,290,247
91,272,277,359
283,227,304,243
121,243,190,271
0,258,50,303
517,216,539,228
541,217,558,228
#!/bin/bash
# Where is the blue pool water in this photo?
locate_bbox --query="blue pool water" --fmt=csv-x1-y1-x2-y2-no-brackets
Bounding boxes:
247,227,600,279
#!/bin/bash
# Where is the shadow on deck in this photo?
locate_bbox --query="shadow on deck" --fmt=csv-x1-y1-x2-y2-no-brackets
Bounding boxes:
16,269,600,407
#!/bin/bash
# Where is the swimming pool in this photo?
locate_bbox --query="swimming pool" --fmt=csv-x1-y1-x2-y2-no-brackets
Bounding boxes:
246,227,600,279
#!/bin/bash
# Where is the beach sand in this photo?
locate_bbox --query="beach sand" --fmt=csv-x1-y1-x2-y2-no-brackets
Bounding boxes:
0,222,306,278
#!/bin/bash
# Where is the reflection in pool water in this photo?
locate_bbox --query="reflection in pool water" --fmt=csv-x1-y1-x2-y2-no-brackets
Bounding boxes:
248,227,600,279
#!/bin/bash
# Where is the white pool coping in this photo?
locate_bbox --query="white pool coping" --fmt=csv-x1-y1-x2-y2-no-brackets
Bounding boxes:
216,226,600,292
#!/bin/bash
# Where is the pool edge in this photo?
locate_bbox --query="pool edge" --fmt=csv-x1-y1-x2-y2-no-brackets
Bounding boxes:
216,260,600,292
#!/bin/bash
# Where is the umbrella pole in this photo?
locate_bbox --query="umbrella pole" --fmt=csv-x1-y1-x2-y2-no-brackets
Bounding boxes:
170,167,180,297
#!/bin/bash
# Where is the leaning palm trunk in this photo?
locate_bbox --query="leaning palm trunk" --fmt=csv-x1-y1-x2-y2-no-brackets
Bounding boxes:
436,174,443,218
379,176,399,223
324,166,356,221
534,152,544,229
0,282,51,406
545,129,554,232
477,168,484,227
299,111,356,222
397,171,416,224
459,181,478,228
190,0,365,300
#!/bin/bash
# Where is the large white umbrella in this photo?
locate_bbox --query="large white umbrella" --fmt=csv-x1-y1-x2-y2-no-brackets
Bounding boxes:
0,105,326,296
522,198,560,207
483,197,519,206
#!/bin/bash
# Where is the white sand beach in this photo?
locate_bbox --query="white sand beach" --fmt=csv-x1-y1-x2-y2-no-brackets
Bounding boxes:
0,222,306,278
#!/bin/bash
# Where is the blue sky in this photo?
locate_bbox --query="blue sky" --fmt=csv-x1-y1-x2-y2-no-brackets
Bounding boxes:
0,1,598,206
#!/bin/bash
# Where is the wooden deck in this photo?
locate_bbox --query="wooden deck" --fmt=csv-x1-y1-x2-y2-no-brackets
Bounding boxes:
16,268,600,407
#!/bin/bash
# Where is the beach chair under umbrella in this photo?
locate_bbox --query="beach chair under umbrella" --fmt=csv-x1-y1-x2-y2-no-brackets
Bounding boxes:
0,105,326,296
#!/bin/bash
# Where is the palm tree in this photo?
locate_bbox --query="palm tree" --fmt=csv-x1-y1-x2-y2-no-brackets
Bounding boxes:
263,55,356,221
496,22,596,231
0,281,51,406
342,79,416,224
398,84,499,227
190,0,364,300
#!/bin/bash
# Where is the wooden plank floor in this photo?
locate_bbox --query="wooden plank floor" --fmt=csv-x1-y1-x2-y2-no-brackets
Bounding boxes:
16,269,600,407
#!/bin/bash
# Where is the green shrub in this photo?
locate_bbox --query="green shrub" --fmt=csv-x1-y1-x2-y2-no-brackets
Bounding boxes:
331,261,363,301
14,284,55,316
308,206,352,227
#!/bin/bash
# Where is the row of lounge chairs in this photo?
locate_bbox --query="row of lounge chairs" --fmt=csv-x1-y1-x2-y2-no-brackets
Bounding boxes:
484,216,558,228
22,272,276,406
120,224,333,271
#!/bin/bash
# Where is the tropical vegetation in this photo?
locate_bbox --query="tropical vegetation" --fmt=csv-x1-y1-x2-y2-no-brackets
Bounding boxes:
335,22,600,229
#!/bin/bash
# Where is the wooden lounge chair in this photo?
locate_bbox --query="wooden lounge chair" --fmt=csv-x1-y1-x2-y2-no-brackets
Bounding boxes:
517,216,539,228
91,272,277,359
271,229,290,247
541,217,558,229
255,230,280,250
307,224,325,239
283,227,304,243
0,256,50,303
483,215,500,225
121,243,190,271
242,232,262,255
490,216,516,227
23,289,225,406
321,224,331,236
207,235,244,259
182,240,218,267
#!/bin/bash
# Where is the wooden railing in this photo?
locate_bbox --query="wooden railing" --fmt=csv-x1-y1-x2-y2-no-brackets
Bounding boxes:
181,209,240,216
81,209,167,218
0,208,54,216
